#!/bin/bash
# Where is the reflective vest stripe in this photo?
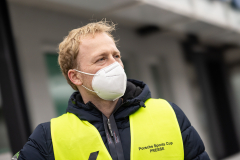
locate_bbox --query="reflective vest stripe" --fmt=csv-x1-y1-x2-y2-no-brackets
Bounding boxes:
51,98,184,160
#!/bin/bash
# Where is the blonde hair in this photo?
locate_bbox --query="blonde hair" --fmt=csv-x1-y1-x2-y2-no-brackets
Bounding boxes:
58,20,116,90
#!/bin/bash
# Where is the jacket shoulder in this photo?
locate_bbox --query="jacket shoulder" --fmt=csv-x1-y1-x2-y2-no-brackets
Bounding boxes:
18,122,54,160
168,102,210,160
168,102,191,133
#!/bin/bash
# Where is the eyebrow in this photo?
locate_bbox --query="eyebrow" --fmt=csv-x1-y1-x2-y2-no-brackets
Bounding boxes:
91,51,120,62
95,51,120,57
94,52,108,58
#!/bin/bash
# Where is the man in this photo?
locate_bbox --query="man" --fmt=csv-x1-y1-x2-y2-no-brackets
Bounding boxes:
16,20,210,160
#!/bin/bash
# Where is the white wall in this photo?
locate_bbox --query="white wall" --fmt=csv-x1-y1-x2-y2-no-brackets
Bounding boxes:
0,152,11,160
8,3,213,159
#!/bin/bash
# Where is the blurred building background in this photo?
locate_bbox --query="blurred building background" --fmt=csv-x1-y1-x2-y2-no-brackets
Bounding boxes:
0,0,240,159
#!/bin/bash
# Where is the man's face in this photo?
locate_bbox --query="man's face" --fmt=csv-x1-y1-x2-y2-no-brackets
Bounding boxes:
76,32,123,91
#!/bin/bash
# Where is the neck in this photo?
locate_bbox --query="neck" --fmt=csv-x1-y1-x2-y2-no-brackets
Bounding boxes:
80,88,118,118
90,98,118,118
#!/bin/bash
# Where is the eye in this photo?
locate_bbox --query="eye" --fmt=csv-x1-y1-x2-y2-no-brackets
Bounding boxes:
115,54,121,59
96,57,106,63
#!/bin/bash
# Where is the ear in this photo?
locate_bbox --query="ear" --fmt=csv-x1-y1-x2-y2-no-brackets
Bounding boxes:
68,69,83,86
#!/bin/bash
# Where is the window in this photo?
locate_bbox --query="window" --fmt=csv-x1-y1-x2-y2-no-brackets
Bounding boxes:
44,53,74,116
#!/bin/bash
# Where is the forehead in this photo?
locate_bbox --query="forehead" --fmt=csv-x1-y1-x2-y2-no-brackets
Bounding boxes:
80,32,115,48
78,32,117,58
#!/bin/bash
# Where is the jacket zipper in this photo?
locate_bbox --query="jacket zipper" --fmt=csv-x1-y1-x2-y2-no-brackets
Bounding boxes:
106,100,141,138
107,119,113,137
89,99,141,138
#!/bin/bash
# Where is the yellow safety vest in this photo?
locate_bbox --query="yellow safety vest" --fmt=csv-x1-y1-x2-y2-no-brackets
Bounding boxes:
51,98,184,160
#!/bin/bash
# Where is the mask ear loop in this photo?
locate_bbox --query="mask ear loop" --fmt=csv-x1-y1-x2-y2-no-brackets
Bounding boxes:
73,69,99,76
73,69,99,93
81,85,99,93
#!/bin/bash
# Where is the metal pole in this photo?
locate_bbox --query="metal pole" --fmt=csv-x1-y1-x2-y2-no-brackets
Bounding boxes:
0,0,31,154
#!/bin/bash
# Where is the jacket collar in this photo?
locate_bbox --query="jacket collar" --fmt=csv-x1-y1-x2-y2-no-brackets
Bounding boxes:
66,79,151,122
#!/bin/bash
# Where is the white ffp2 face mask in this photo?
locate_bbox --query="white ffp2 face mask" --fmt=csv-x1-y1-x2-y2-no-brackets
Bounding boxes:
74,62,127,101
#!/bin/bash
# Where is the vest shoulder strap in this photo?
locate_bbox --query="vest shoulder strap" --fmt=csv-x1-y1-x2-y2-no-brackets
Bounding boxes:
51,113,112,160
130,98,184,160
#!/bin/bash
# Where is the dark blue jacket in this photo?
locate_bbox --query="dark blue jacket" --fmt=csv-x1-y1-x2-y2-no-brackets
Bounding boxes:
19,79,210,160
